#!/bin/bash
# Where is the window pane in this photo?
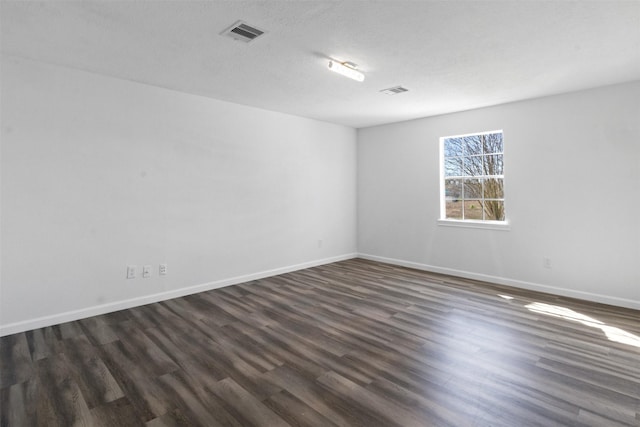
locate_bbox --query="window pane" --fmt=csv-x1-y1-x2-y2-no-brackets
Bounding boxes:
463,156,484,177
483,178,504,199
463,135,483,155
483,200,505,221
483,132,503,154
445,179,462,200
464,200,483,220
444,137,464,157
446,200,463,219
483,154,503,175
463,178,482,198
445,158,462,176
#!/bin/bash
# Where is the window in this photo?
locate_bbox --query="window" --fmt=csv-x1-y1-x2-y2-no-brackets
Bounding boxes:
440,130,506,224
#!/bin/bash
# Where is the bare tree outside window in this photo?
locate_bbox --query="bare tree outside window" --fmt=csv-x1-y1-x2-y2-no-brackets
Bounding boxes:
442,131,505,221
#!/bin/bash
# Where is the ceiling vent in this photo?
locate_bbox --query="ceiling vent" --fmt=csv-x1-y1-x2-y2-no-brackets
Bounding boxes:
221,20,266,43
380,86,409,95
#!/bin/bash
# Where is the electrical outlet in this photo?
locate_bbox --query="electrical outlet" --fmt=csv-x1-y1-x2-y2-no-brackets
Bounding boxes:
143,265,152,278
159,264,167,276
318,239,323,248
126,265,136,279
543,257,552,269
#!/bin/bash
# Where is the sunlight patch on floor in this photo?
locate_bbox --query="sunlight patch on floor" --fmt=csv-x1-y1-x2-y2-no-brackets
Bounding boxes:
525,302,640,348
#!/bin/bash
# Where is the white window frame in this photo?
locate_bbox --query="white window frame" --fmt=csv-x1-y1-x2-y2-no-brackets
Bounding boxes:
438,130,509,230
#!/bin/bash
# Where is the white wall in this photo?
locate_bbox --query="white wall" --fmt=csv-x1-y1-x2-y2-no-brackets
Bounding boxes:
358,82,640,309
0,55,357,334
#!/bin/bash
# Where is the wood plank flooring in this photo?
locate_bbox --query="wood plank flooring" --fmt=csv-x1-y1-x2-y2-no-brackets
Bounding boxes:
1,258,639,426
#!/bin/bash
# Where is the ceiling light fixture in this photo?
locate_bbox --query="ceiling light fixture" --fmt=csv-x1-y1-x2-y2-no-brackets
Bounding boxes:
328,60,365,82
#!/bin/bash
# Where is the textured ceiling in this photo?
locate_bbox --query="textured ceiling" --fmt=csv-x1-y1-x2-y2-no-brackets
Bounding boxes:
2,1,639,128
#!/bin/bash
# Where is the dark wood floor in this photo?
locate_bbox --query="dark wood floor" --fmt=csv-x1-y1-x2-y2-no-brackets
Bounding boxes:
1,259,639,426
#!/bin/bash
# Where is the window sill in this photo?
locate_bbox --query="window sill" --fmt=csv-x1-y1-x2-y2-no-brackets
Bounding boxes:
437,219,510,231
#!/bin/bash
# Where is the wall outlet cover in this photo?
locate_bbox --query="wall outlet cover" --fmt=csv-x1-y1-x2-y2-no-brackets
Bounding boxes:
126,265,136,279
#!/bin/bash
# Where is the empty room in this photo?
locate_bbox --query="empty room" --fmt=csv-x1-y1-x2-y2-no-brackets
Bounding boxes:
1,1,639,426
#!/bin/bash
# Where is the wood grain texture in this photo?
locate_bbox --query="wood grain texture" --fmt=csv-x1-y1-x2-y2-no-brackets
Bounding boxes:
1,259,639,426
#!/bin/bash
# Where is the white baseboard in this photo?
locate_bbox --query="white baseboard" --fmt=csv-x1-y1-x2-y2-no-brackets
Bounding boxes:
358,253,640,311
0,253,358,337
4,252,635,337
